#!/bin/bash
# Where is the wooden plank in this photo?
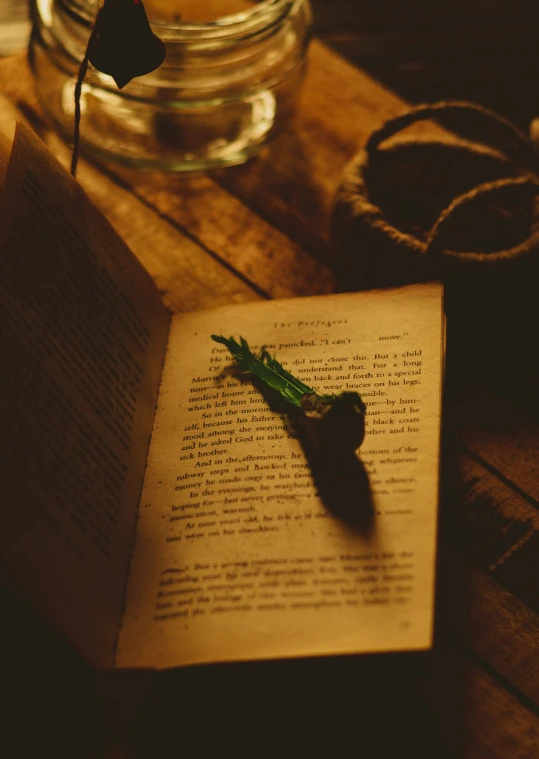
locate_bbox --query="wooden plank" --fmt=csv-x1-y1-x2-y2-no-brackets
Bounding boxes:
0,54,335,301
45,134,263,314
214,42,468,258
428,639,539,759
436,446,539,710
0,46,456,289
0,89,261,314
442,447,539,614
447,392,539,506
439,548,539,707
109,165,336,300
215,41,410,256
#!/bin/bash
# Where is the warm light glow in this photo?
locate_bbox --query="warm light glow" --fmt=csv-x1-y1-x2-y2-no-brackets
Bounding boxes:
145,0,255,23
36,0,53,26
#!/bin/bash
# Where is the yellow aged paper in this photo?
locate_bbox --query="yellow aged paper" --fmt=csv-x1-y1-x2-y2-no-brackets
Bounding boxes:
117,283,443,668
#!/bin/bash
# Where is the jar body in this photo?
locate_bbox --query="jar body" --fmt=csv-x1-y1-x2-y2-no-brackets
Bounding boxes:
29,0,312,171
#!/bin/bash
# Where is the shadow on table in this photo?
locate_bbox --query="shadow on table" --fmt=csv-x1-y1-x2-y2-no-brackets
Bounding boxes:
127,651,455,759
0,592,466,759
220,366,374,532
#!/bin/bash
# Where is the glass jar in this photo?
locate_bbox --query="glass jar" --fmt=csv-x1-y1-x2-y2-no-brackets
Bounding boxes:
29,0,312,171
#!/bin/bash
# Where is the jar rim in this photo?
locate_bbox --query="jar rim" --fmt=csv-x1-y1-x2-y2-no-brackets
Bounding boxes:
156,1,294,30
61,0,298,40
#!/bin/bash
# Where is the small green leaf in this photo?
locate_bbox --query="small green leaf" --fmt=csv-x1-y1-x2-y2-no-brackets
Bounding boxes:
211,335,313,407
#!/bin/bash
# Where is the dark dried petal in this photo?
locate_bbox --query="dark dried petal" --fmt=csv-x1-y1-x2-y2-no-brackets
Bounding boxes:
300,391,366,453
88,0,166,89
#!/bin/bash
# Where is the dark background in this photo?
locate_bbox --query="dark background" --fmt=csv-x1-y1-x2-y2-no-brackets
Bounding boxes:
310,0,539,129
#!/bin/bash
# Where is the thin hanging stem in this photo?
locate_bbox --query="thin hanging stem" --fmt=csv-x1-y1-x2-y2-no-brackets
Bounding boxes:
71,20,100,177
70,0,166,175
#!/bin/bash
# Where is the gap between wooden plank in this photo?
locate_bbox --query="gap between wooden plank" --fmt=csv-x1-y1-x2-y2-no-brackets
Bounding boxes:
437,546,539,710
106,162,336,300
442,446,539,615
82,156,274,302
455,441,539,512
37,129,265,314
0,55,335,302
427,636,539,759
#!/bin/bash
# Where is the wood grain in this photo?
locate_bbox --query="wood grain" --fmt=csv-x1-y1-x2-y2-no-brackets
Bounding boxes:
215,42,410,256
109,165,336,300
439,548,539,707
46,134,263,313
428,642,539,759
448,391,539,506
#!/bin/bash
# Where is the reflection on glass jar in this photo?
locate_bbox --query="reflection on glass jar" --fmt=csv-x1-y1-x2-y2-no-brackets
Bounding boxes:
29,0,313,171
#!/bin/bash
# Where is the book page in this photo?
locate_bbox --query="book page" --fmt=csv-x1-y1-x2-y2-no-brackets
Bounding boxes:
0,122,170,666
117,282,443,669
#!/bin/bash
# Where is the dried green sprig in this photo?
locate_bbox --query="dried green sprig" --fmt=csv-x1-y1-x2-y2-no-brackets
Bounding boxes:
211,335,313,406
211,335,366,453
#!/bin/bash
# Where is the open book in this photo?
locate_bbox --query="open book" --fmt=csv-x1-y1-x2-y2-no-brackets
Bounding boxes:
0,122,444,670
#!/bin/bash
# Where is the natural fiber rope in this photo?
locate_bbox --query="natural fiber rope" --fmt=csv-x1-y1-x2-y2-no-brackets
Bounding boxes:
365,101,538,172
425,176,539,263
332,100,539,288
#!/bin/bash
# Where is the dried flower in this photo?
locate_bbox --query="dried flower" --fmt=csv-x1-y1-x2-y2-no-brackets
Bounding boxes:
211,335,366,453
88,0,166,89
71,0,165,175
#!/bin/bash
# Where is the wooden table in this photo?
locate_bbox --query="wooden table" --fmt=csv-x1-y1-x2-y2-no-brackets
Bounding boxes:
1,41,538,759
